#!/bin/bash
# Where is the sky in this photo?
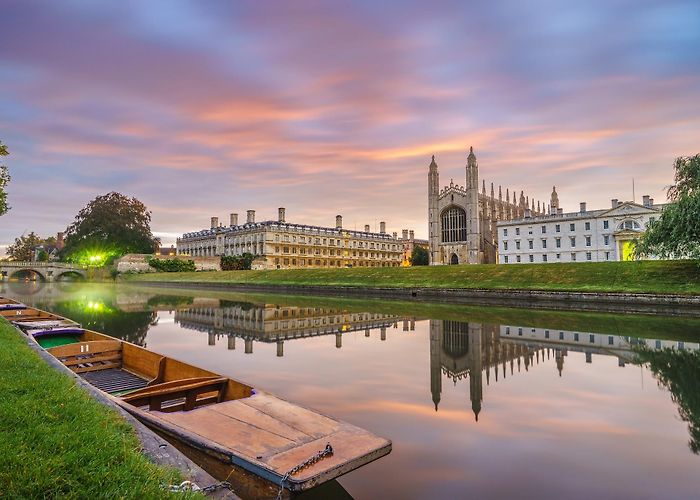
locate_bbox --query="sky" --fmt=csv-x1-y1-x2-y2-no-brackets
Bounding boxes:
1,0,699,250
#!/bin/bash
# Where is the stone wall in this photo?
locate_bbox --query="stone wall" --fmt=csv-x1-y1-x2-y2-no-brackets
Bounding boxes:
116,254,221,273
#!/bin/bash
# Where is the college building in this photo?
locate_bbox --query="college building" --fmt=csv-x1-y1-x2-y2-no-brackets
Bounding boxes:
496,195,664,264
177,208,419,269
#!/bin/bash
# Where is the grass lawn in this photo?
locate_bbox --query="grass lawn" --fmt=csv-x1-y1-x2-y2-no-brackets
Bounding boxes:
127,260,700,295
0,319,191,498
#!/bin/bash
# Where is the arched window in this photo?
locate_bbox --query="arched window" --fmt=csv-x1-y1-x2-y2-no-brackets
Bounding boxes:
618,219,641,231
441,206,467,242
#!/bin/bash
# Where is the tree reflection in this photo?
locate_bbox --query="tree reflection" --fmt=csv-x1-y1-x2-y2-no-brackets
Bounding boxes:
637,348,700,454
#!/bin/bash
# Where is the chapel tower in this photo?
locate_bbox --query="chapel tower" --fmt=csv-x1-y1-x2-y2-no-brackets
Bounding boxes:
428,156,440,265
465,147,480,264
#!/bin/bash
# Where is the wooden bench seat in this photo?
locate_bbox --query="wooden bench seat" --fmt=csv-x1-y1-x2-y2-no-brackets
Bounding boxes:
122,376,229,412
48,340,123,374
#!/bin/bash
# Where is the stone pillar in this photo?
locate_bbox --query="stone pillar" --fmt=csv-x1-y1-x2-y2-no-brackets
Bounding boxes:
227,335,236,350
244,339,253,354
277,341,284,357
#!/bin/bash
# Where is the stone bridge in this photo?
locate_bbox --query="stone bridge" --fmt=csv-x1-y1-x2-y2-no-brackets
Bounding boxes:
0,261,88,282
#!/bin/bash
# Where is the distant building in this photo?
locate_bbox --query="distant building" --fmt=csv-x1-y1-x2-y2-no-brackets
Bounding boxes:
497,195,665,264
177,208,406,269
395,229,429,266
428,147,548,265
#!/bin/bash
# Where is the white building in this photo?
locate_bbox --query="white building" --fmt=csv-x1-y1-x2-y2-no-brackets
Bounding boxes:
497,195,664,264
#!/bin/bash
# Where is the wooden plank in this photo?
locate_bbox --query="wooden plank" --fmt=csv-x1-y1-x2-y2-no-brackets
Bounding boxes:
240,393,340,439
208,400,312,444
153,405,296,458
122,377,223,400
63,352,121,367
48,340,122,358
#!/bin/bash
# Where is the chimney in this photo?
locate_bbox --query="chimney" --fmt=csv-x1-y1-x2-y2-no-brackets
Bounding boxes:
335,215,343,229
210,217,219,229
402,229,409,240
230,213,238,226
580,202,586,213
642,195,650,207
278,207,286,223
649,197,654,206
246,210,255,224
409,230,415,240
557,208,563,215
364,224,370,233
379,221,386,234
611,198,618,208
392,232,397,239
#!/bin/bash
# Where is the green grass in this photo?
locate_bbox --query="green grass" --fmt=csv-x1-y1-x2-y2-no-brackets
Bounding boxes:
127,260,700,295
0,319,192,498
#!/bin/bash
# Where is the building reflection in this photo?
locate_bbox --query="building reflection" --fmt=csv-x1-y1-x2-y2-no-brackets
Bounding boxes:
430,319,700,422
175,303,413,355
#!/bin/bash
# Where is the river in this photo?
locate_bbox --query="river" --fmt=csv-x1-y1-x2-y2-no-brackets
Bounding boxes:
3,281,700,500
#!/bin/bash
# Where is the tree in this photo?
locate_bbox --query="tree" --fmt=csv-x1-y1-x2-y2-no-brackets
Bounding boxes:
62,192,160,264
636,154,700,260
6,232,44,261
0,140,10,216
411,246,429,266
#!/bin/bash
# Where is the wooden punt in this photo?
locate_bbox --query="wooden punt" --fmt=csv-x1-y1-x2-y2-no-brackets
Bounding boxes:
2,300,391,493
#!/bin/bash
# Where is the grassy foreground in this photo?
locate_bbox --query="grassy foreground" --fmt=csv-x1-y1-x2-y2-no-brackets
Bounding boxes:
0,319,187,498
127,260,700,295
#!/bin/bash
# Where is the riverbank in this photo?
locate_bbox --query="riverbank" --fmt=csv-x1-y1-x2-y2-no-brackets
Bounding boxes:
126,260,700,294
0,319,196,498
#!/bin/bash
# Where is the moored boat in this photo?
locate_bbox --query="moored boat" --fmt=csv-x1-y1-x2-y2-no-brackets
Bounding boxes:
1,299,392,493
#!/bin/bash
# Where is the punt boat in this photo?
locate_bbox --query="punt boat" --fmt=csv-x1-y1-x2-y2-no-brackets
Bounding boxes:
1,298,392,493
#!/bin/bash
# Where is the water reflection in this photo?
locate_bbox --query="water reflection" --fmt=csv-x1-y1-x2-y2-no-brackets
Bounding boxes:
4,282,700,499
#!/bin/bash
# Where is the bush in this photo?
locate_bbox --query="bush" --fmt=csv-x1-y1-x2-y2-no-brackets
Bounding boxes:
221,253,255,270
147,257,196,273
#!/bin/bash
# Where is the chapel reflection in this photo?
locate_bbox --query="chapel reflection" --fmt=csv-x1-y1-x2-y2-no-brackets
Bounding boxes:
430,319,700,422
175,302,412,355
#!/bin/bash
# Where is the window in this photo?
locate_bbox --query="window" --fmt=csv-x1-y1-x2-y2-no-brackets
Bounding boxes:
555,237,561,248
541,225,547,234
570,237,576,247
604,235,609,245
571,253,577,261
559,332,564,340
542,239,547,249
545,330,550,339
503,228,508,237
504,241,508,251
586,252,592,261
655,340,662,349
605,251,610,260
441,207,467,242
556,253,561,259
518,328,523,336
542,255,548,262
516,227,520,236
589,334,595,343
585,222,591,230
608,336,614,345
528,240,533,249
529,255,534,262
574,333,579,342
516,255,521,262
504,256,509,263
570,223,575,231
585,236,591,247
555,224,561,233
603,220,609,229
516,241,521,250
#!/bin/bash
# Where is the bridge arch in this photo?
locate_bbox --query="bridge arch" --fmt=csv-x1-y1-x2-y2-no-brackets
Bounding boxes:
54,270,86,281
8,268,48,282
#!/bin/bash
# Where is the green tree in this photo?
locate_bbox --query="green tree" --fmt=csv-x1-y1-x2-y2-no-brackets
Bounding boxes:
6,232,43,261
62,192,160,264
0,140,10,216
411,246,429,266
636,154,700,260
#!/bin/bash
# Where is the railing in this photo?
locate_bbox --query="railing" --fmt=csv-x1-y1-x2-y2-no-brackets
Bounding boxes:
0,261,87,269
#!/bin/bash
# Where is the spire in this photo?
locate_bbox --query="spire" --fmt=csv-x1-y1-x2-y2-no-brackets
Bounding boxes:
429,155,438,171
490,182,495,198
468,146,476,159
551,185,559,210
482,179,486,194
499,185,502,200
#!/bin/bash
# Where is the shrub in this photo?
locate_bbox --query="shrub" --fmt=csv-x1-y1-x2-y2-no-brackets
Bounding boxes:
221,253,255,270
147,257,196,272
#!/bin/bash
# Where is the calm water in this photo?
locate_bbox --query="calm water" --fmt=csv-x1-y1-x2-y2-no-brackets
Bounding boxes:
4,281,700,500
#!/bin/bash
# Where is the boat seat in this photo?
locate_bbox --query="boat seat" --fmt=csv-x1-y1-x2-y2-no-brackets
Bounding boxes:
82,368,149,395
47,340,123,374
122,376,229,412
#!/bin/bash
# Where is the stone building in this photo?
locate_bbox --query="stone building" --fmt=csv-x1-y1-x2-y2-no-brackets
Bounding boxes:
177,208,405,269
428,147,548,265
395,229,429,266
497,195,665,264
